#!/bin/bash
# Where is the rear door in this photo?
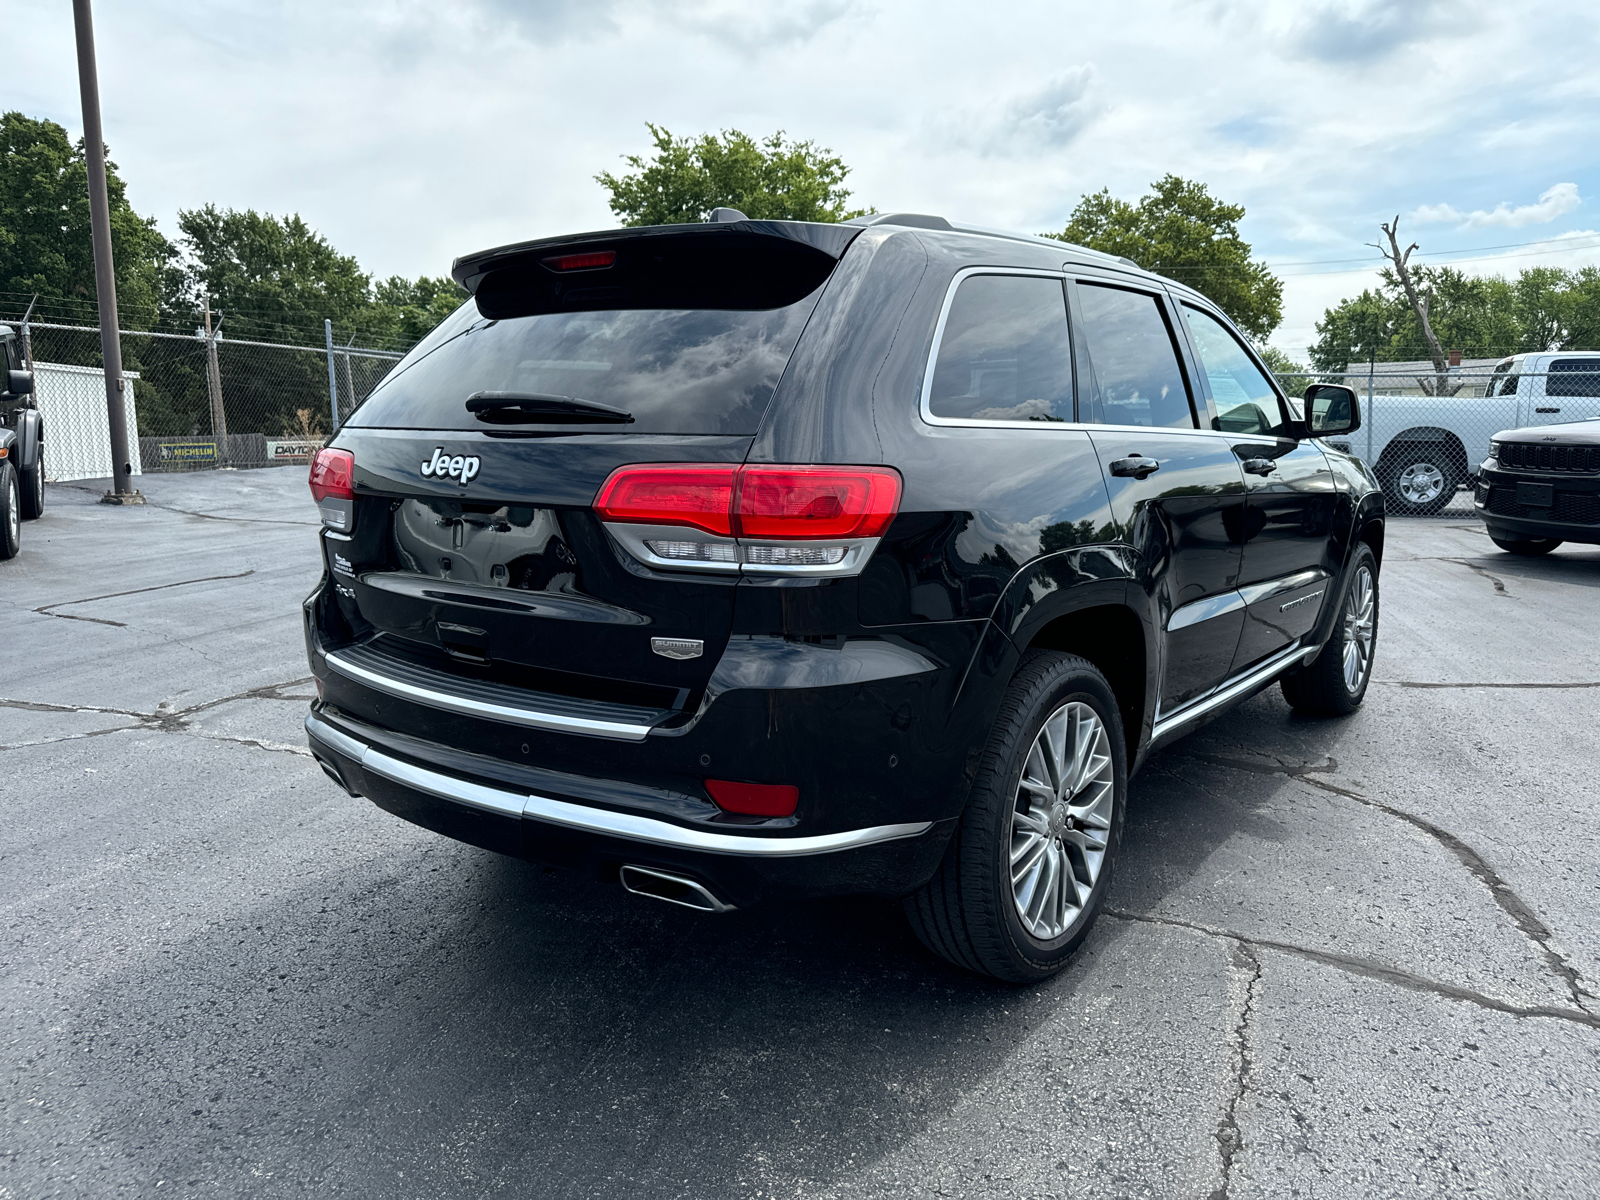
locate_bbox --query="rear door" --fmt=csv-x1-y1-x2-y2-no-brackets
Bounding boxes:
322,227,848,719
1532,357,1600,425
1068,276,1248,714
1178,302,1336,673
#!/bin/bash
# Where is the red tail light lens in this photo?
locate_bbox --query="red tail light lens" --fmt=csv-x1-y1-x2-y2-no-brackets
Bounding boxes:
594,465,737,536
543,250,617,272
308,448,354,503
736,467,901,540
593,464,901,542
705,779,800,818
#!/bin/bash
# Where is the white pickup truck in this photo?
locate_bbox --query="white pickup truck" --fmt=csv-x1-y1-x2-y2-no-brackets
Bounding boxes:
1336,352,1600,514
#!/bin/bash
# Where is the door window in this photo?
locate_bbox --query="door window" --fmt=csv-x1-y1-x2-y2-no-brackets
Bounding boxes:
1182,305,1288,437
927,274,1073,423
1547,359,1600,397
1075,284,1194,428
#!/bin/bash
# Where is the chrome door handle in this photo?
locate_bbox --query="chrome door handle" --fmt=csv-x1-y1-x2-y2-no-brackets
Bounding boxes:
1241,458,1277,476
1109,455,1160,479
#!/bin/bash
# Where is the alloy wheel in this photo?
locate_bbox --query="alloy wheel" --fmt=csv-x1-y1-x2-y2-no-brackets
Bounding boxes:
1341,564,1375,693
1009,701,1115,940
6,475,17,545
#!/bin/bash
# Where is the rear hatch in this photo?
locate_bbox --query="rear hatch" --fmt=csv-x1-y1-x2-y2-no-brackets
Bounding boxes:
319,220,859,731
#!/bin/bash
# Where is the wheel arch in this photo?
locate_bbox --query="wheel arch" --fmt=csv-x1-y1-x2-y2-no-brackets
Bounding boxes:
1379,426,1469,474
1023,603,1145,764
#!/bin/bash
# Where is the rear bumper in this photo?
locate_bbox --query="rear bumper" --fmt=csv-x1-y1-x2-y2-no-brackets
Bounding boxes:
306,709,955,908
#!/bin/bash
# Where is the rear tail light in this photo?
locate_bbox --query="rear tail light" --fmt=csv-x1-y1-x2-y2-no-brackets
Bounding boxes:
705,779,799,818
594,463,901,576
309,448,355,531
736,467,902,540
308,448,354,503
594,465,736,536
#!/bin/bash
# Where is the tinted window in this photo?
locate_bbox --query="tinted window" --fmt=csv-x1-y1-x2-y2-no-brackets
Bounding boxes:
348,292,824,435
1075,284,1194,428
1183,305,1287,436
927,274,1073,423
1548,359,1600,398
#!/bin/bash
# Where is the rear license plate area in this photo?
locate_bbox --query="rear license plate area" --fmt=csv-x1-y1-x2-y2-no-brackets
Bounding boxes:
1515,481,1554,508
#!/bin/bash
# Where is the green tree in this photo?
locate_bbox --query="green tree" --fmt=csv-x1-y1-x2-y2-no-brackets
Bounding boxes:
596,124,867,226
0,111,176,326
369,274,468,346
1046,175,1283,340
176,205,374,343
1256,345,1313,397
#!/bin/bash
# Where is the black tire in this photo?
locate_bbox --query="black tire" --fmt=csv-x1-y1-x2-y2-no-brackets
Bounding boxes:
904,651,1127,983
1488,531,1561,556
1280,542,1379,716
1379,443,1460,516
0,461,19,560
18,446,43,520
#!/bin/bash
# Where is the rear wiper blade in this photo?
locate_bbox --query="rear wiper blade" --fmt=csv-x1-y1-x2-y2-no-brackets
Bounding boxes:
465,391,633,424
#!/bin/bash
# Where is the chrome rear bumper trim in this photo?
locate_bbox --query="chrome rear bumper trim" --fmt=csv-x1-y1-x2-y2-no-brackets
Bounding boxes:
306,714,932,857
322,647,655,742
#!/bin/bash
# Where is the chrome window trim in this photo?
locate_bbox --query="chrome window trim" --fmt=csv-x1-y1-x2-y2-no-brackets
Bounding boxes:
306,714,933,857
321,647,657,741
919,266,1072,430
919,267,1233,436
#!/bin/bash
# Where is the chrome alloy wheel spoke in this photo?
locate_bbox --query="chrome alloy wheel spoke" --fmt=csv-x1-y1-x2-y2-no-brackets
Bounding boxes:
1008,700,1116,941
1341,566,1375,691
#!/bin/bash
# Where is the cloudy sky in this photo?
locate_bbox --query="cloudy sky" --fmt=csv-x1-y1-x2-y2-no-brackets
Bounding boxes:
7,0,1599,355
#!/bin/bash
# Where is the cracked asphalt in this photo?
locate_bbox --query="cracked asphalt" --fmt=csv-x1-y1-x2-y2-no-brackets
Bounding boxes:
3,470,1598,1199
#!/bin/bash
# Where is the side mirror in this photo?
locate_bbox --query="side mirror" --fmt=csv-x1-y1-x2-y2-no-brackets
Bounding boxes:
6,370,33,397
1303,383,1360,437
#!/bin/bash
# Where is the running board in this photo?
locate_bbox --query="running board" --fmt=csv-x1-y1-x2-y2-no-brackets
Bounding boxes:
1150,642,1316,745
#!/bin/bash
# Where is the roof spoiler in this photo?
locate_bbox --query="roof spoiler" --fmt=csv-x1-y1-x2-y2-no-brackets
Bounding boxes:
452,220,862,295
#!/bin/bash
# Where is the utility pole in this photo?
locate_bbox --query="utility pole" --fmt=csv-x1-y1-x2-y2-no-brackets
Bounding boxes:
72,0,142,503
203,295,230,465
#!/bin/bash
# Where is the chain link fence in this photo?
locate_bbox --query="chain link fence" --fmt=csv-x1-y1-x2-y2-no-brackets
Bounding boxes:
4,318,404,480
1273,363,1600,518
11,312,1595,528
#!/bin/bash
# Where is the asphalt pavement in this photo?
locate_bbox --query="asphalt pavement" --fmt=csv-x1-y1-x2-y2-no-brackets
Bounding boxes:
3,469,1597,1199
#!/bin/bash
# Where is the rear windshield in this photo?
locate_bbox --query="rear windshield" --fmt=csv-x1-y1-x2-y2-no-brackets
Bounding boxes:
347,293,824,435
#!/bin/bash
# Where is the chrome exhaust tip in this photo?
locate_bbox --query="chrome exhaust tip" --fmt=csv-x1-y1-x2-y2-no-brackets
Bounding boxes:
619,865,736,913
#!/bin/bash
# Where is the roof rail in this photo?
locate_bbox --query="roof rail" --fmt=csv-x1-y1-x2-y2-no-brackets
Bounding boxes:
844,212,954,231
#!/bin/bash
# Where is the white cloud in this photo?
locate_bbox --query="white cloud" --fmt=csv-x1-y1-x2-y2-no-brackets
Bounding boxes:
931,66,1103,158
1412,182,1581,229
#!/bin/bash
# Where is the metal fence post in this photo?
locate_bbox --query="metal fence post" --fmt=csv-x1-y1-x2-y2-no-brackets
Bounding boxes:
341,332,357,420
204,304,230,466
324,318,340,428
20,295,36,369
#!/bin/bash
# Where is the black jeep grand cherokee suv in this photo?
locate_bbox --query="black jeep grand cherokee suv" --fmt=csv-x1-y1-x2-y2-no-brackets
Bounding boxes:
304,212,1383,981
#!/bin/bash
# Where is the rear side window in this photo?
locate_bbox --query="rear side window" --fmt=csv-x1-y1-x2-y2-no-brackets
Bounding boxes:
1182,305,1287,437
1074,283,1195,429
1547,358,1600,397
927,274,1073,423
347,294,824,435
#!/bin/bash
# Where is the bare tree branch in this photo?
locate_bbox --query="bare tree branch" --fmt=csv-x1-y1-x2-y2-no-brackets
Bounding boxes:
1377,215,1453,392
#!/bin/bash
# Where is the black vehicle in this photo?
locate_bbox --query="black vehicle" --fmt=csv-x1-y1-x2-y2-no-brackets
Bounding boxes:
303,212,1383,981
1476,419,1600,554
0,328,43,560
